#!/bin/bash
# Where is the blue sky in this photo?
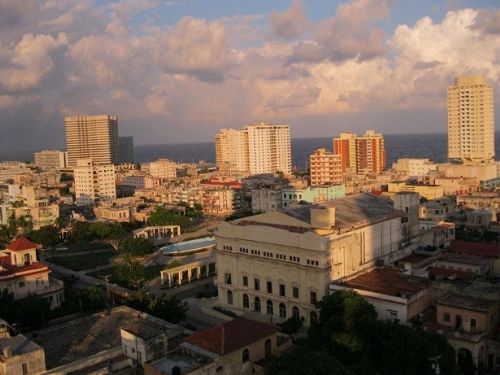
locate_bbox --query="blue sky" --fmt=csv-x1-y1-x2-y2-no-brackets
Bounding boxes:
0,0,499,150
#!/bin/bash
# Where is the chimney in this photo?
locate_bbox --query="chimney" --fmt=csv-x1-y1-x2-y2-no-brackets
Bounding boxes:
311,207,336,234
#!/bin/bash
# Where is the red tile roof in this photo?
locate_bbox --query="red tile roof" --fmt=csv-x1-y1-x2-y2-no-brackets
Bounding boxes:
183,318,278,355
0,262,49,281
427,266,474,282
6,237,40,252
450,240,500,259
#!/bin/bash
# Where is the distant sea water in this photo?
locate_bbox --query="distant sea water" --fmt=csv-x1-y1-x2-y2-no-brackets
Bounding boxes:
3,132,500,169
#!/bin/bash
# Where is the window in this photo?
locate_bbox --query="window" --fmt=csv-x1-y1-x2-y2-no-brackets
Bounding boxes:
292,306,300,319
387,310,398,320
22,363,28,375
242,349,250,363
444,312,450,322
267,300,273,315
293,287,299,299
266,281,273,293
18,281,25,288
224,273,232,285
279,284,286,297
227,291,233,305
279,303,286,319
243,294,249,309
242,275,248,287
310,311,318,325
254,278,260,291
310,291,317,305
254,297,261,312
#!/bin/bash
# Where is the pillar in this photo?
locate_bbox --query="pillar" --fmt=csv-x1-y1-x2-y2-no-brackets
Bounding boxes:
178,272,182,285
168,273,172,288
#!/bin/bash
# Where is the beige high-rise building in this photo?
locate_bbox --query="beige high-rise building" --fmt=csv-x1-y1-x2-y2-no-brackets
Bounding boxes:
74,158,116,205
215,123,292,175
65,115,120,167
215,128,248,173
448,76,494,165
309,148,343,186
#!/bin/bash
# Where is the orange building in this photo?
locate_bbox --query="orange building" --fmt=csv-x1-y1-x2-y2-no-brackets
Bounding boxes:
333,130,386,174
309,148,343,186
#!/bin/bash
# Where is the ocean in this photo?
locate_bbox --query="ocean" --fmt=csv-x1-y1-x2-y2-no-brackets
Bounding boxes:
3,132,499,169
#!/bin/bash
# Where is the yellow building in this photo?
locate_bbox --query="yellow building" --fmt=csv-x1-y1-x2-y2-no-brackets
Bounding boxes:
388,182,444,200
448,76,494,165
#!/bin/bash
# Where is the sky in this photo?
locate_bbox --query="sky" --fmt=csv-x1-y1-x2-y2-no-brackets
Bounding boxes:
0,0,499,151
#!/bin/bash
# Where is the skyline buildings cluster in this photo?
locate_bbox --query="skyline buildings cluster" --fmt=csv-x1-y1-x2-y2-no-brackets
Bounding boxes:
0,1,498,151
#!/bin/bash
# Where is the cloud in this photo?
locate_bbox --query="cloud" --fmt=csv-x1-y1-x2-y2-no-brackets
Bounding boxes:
471,9,500,35
155,17,238,82
0,33,67,92
270,0,309,38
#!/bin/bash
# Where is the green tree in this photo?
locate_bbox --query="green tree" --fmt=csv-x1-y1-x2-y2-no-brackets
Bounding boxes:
149,294,187,323
0,224,12,244
0,290,51,331
69,221,92,248
29,225,60,248
148,206,191,230
15,215,33,234
78,286,106,312
121,237,154,257
114,255,146,289
89,222,126,250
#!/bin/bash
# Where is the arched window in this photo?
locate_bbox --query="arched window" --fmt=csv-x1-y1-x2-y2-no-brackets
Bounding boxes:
279,303,286,319
242,348,250,363
227,290,233,305
310,311,318,325
266,300,273,315
254,297,261,313
292,306,300,320
243,293,249,309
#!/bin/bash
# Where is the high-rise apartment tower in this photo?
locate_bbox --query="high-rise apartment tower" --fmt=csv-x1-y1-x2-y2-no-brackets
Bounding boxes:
448,76,494,165
65,115,119,167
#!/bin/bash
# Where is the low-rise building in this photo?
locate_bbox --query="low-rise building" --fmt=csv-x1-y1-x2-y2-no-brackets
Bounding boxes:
94,204,134,223
0,237,64,309
330,268,431,323
149,159,178,180
392,158,437,177
450,240,500,276
251,189,282,213
434,253,492,276
388,182,444,200
0,320,46,375
33,150,67,170
281,185,345,208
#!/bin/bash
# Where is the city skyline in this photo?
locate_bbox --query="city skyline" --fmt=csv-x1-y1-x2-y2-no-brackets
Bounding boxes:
0,0,499,152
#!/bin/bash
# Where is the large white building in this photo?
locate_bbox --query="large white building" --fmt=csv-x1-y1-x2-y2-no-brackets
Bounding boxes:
74,158,116,205
215,193,419,326
448,76,494,165
33,150,67,170
65,115,120,167
215,123,292,175
148,159,178,180
392,158,437,177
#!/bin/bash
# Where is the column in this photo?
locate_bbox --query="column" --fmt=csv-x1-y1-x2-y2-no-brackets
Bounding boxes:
188,269,191,282
168,273,172,288
206,264,210,277
197,267,201,279
178,272,182,285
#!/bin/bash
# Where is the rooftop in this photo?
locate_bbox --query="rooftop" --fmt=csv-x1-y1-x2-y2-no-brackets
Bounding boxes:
28,306,187,370
427,266,474,282
183,318,278,356
0,335,42,360
438,293,496,313
450,240,500,259
340,268,429,299
121,319,167,340
147,350,212,375
6,237,39,252
438,253,491,267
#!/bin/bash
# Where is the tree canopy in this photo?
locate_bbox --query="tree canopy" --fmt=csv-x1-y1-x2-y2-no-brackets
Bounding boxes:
148,206,191,230
121,237,154,257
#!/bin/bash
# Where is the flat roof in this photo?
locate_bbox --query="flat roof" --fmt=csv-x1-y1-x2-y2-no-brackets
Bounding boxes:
450,240,500,259
28,306,187,370
121,319,166,340
148,351,211,375
0,335,42,358
283,193,402,231
438,293,496,313
340,268,429,299
438,253,491,266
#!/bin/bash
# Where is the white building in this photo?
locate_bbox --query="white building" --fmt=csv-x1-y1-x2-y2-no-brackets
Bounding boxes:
148,159,178,180
33,150,67,170
392,158,437,177
74,158,116,205
215,193,418,326
448,76,494,165
215,123,292,175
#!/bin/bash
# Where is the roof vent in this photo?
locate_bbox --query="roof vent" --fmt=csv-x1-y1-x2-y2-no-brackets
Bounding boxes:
311,207,335,230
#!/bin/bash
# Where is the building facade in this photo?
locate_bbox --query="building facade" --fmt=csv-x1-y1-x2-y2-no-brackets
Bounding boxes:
118,136,134,164
65,115,120,167
215,193,417,326
392,158,437,177
215,123,292,175
74,158,116,205
333,130,386,174
309,148,343,186
448,76,494,165
148,159,178,180
33,150,67,170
